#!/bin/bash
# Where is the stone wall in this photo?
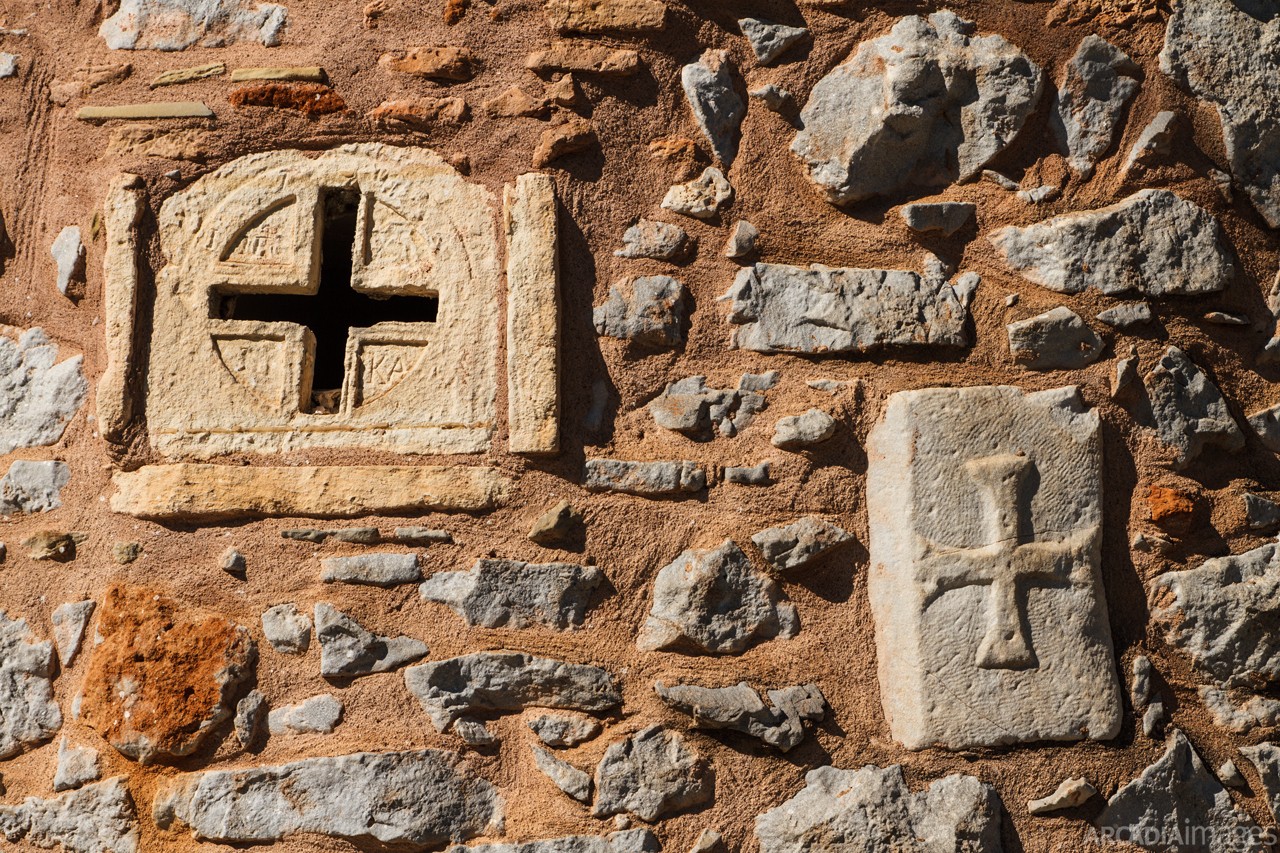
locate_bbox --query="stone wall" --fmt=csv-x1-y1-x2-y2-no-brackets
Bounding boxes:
0,0,1279,850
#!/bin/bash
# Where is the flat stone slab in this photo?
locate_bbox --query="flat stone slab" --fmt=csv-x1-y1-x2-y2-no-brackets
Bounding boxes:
155,750,501,847
420,558,603,629
593,726,712,821
755,764,1003,852
723,261,978,354
314,603,427,678
867,385,1122,749
405,652,621,731
321,553,421,586
111,464,509,519
584,459,705,496
990,190,1231,297
1144,347,1244,469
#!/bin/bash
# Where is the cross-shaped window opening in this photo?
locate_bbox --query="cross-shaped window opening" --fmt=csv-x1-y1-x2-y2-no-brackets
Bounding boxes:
215,187,439,414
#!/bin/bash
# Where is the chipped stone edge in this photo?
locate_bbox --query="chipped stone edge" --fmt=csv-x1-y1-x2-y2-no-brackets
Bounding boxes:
504,172,560,455
110,464,510,520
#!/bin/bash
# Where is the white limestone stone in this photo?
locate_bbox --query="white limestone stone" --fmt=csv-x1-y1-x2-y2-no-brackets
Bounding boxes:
0,611,61,759
0,777,138,853
1052,35,1140,176
100,0,287,50
50,226,85,298
267,693,343,734
154,750,502,847
0,328,88,455
54,737,102,791
792,11,1041,205
51,600,95,666
261,603,310,654
867,385,1122,749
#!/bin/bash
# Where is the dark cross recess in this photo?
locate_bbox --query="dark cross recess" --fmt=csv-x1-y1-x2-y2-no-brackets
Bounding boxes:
217,188,438,413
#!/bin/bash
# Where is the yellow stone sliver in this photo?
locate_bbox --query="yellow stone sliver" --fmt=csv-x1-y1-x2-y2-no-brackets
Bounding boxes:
111,463,511,520
229,66,326,82
150,62,226,88
77,102,213,121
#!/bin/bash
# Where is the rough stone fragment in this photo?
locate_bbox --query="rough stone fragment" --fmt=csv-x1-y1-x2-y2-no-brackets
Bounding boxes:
51,226,85,299
1006,306,1103,370
379,46,476,80
593,726,712,821
752,516,852,571
234,690,265,746
155,750,501,847
690,830,723,853
0,777,138,853
1143,347,1244,468
1205,310,1249,325
771,409,836,450
314,603,427,678
1096,302,1152,328
420,558,603,629
900,202,975,236
100,0,286,50
485,87,547,118
1152,542,1280,727
112,542,141,564
1160,0,1280,227
1143,701,1165,737
404,652,621,731
370,96,468,127
739,18,807,65
593,275,688,348
526,42,640,77
545,0,666,34
1248,403,1280,452
51,600,94,667
150,61,225,87
533,745,592,802
724,220,758,258
267,693,343,734
1053,35,1140,176
648,375,768,438
0,612,60,759
112,464,509,520
0,460,70,515
681,50,744,165
533,119,596,167
724,261,978,354
662,167,732,219
724,462,770,485
1124,110,1180,171
655,681,825,751
755,764,1003,852
24,530,78,561
528,713,601,747
637,539,798,655
79,585,254,763
1017,185,1060,204
868,385,1122,749
220,547,246,577
529,500,582,546
321,553,421,586
584,459,705,496
445,830,658,853
1097,730,1259,850
454,718,496,746
54,738,102,792
1201,687,1280,733
1131,655,1153,708
750,84,790,111
0,53,15,78
1027,777,1096,815
792,11,1041,205
615,219,689,260
1241,743,1280,822
260,603,310,654
0,328,87,455
990,190,1231,297
1246,494,1280,530
1112,355,1140,401
1219,760,1246,789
